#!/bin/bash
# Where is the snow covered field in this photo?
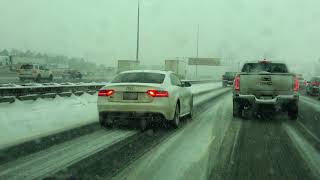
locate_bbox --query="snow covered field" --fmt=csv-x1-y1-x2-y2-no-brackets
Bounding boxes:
0,82,222,149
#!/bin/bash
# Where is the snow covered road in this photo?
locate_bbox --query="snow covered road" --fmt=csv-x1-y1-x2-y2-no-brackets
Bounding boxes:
1,85,319,180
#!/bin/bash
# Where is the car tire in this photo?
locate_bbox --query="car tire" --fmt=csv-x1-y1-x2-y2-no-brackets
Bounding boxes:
187,99,193,119
171,104,180,129
35,74,41,82
233,99,242,118
288,102,298,120
99,114,113,128
140,119,147,132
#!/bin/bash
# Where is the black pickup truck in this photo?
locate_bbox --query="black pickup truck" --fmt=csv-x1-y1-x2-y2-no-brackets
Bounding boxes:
222,72,237,87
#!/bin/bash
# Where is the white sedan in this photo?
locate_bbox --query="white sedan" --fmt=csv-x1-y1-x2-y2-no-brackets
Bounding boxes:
97,70,193,130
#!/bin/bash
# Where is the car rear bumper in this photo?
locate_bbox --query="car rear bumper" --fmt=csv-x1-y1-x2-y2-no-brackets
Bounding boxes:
223,80,234,85
97,102,173,120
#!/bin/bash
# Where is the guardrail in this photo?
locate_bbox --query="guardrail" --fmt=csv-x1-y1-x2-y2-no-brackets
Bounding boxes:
0,80,221,103
0,83,106,97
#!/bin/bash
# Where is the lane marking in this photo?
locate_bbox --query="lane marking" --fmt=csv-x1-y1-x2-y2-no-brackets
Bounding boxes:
229,121,242,167
283,123,320,178
297,120,320,144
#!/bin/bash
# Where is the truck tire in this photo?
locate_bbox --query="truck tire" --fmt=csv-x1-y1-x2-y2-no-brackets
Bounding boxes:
233,99,242,118
288,102,298,120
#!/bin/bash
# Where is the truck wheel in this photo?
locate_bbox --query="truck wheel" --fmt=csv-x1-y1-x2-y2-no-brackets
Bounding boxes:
288,103,298,120
233,100,242,118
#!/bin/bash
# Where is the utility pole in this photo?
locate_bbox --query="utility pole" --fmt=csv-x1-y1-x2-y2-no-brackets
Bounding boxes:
136,0,140,63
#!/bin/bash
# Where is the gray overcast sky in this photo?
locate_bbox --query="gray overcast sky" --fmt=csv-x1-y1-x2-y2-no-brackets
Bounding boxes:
0,0,319,66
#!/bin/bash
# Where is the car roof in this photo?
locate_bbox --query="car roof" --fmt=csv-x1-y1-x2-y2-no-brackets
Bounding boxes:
119,70,169,75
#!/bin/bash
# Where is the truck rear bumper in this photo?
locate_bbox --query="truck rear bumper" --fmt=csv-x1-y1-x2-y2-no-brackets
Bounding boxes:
234,94,299,106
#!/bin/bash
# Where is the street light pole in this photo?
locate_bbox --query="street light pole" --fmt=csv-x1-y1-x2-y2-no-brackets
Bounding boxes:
196,24,199,79
196,24,199,58
136,0,140,63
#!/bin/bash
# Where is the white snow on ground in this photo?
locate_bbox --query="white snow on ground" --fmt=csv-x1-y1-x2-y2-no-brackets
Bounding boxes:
0,94,98,149
112,89,232,180
0,82,223,149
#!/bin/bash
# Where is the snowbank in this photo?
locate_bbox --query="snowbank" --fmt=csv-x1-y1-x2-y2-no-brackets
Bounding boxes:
0,93,98,149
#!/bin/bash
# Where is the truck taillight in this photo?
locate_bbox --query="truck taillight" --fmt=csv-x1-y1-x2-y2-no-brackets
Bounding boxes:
147,90,169,97
98,89,114,96
293,77,299,92
234,75,240,91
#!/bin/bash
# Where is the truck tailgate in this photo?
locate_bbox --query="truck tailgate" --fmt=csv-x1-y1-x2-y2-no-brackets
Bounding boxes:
239,73,294,97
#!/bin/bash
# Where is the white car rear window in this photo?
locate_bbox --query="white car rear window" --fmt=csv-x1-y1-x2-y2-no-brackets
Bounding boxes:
111,72,165,84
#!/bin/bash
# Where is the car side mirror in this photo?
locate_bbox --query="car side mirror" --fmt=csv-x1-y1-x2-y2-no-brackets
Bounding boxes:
182,81,192,87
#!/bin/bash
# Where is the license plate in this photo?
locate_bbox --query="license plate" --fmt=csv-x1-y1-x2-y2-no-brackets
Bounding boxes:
123,92,138,100
257,81,272,86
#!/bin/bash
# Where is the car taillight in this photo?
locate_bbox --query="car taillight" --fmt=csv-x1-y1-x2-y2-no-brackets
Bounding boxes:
147,90,169,97
98,89,114,96
312,82,319,86
234,75,240,91
303,81,307,86
293,77,299,92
